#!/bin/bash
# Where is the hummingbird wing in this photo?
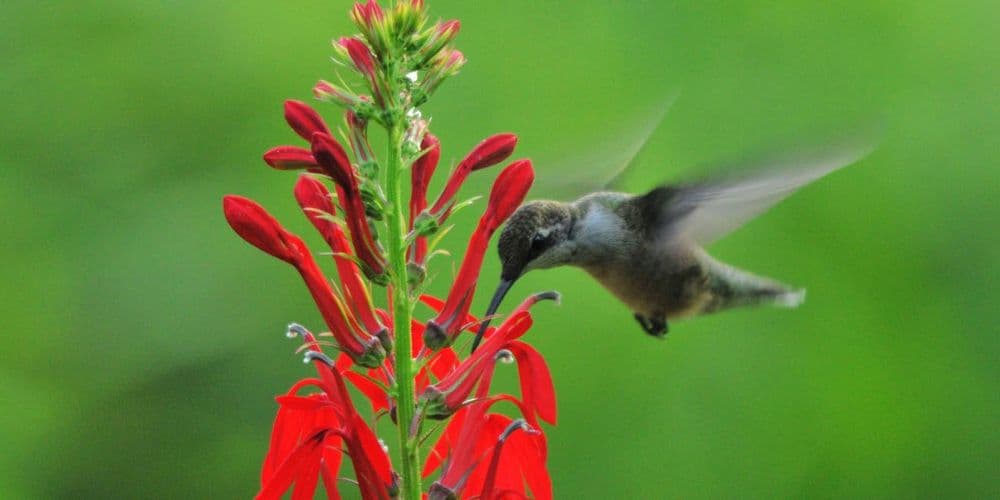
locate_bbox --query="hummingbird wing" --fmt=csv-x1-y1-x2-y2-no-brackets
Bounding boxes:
540,92,679,196
637,142,874,247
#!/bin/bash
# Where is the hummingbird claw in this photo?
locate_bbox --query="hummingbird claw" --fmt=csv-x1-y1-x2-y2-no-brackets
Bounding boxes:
634,313,668,338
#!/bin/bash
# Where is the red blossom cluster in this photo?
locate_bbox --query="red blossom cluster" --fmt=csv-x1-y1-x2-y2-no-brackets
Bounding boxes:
222,2,557,498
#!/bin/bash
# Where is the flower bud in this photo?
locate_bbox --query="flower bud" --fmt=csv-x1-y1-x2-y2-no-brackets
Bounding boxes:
430,133,518,216
284,100,330,142
262,146,317,170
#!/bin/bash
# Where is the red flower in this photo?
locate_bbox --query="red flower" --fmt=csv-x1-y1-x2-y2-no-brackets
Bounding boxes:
420,291,557,424
429,133,518,217
257,336,396,500
223,196,385,367
409,133,441,264
294,175,386,341
423,344,551,500
424,160,535,348
310,132,387,280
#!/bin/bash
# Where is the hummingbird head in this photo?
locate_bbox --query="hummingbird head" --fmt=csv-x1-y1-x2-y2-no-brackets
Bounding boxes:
471,201,574,352
497,201,576,280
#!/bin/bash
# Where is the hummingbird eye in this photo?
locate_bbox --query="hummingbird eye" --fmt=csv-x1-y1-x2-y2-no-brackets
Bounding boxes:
531,233,546,248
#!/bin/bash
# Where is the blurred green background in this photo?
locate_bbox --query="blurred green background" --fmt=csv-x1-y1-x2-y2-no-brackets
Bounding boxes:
2,0,997,498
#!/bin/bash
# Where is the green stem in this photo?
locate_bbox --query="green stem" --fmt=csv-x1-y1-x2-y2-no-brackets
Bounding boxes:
385,121,422,500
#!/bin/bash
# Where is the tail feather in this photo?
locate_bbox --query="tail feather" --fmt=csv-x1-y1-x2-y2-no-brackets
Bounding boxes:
702,258,806,313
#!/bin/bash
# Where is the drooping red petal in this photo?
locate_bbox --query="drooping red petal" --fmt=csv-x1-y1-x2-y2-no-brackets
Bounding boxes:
285,100,331,142
507,427,551,500
347,412,395,499
343,371,389,413
319,452,343,500
292,445,323,500
256,429,329,500
505,340,557,425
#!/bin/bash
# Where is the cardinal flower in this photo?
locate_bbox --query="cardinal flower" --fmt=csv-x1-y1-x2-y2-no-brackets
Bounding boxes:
223,196,385,368
227,2,558,498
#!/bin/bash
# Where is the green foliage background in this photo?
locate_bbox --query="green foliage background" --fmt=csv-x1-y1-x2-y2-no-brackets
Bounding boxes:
2,1,997,497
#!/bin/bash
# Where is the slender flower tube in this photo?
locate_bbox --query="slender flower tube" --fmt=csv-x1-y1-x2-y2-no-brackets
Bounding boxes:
424,160,535,349
294,176,387,341
310,132,388,281
409,133,440,264
429,133,518,217
223,196,384,367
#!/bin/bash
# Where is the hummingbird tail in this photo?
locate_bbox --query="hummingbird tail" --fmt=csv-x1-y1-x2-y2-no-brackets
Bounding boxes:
773,288,807,308
702,259,806,313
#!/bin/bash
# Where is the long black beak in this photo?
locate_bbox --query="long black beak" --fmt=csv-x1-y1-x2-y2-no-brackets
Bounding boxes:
470,277,515,353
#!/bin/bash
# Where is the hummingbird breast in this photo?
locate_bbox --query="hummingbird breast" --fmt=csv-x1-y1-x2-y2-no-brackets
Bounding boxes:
568,196,713,319
581,245,712,320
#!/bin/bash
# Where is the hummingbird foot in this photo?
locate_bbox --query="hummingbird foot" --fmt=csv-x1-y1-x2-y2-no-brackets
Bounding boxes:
634,313,669,338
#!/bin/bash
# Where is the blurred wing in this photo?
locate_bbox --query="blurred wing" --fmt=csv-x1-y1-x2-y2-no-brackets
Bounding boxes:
541,92,679,196
645,142,874,246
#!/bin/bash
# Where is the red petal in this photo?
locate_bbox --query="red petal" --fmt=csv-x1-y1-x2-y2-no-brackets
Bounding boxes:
423,405,467,477
348,413,395,498
319,449,343,500
285,100,331,142
506,340,557,425
256,429,328,500
508,429,551,500
343,371,389,413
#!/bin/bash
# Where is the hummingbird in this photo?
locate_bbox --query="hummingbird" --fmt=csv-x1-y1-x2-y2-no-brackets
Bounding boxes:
471,113,872,351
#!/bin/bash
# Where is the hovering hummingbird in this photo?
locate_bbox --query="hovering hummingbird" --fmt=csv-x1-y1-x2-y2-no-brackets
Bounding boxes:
471,101,873,352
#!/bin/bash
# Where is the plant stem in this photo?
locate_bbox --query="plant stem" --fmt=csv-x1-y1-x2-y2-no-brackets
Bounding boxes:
385,121,422,500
